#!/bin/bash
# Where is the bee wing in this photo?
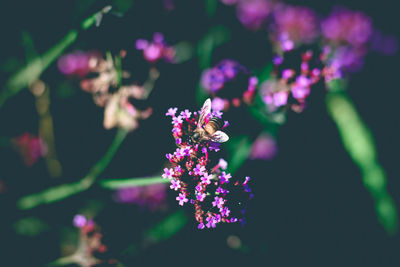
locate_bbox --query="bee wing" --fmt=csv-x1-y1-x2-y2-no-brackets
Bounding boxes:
198,98,211,127
210,130,229,143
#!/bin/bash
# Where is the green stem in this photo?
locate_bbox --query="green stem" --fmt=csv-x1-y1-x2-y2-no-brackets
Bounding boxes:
326,90,398,234
100,176,168,189
0,6,111,109
17,128,128,210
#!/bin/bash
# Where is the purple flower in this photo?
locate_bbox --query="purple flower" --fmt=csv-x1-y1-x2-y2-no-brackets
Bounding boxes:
162,168,174,179
201,68,225,92
236,0,273,31
218,158,228,170
176,193,189,206
216,186,230,194
170,179,181,191
212,196,225,209
271,5,319,50
221,207,231,217
193,164,206,176
201,173,213,185
273,91,289,107
136,33,175,63
166,107,178,116
209,142,221,152
180,109,192,119
165,102,253,229
212,97,227,111
250,133,278,160
217,59,242,79
172,115,183,125
196,192,206,201
206,216,218,228
58,51,93,77
219,172,232,184
114,184,167,211
73,214,87,228
321,7,373,48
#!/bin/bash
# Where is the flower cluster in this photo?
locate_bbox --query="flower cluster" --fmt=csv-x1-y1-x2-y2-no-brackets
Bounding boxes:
270,5,319,52
235,0,274,31
201,59,258,111
70,214,110,267
164,103,253,229
136,32,176,63
321,8,373,74
59,50,154,131
261,49,323,112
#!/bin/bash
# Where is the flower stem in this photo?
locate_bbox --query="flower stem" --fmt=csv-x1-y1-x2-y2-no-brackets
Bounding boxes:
17,128,128,210
99,176,169,189
326,90,398,234
0,6,112,110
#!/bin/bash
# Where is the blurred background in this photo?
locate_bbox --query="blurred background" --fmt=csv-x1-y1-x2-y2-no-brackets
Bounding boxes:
1,0,400,266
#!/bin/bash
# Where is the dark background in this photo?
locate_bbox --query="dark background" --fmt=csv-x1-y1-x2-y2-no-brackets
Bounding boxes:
0,0,399,266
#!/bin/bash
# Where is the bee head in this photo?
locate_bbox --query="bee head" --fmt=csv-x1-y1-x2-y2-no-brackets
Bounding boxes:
192,132,200,142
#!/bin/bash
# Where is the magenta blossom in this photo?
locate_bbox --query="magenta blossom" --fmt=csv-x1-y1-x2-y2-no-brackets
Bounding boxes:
136,32,175,63
270,5,319,52
164,100,253,229
236,0,273,31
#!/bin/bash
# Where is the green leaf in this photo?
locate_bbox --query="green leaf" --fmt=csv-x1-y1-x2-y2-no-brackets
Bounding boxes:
205,0,218,17
225,135,252,175
197,25,231,70
144,210,187,243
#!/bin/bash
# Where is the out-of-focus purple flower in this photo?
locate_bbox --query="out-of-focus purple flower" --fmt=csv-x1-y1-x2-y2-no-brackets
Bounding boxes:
73,214,87,228
57,51,99,77
250,133,278,160
236,0,273,31
201,68,226,93
12,133,47,166
321,8,373,48
270,5,319,51
136,33,176,63
114,183,167,211
201,59,258,110
261,49,323,112
211,97,228,111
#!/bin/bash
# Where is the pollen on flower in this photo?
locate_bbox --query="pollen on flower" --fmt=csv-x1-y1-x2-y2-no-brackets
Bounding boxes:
164,101,253,229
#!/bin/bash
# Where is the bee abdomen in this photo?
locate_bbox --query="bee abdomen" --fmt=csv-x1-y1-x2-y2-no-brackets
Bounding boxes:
208,116,224,131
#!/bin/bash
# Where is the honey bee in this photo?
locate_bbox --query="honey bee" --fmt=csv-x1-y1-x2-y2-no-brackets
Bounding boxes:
191,99,229,143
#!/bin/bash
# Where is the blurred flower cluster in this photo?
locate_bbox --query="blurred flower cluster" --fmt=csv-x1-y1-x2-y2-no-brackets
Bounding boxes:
113,183,168,211
164,101,253,229
58,50,155,131
66,215,114,267
201,59,258,111
136,32,176,63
